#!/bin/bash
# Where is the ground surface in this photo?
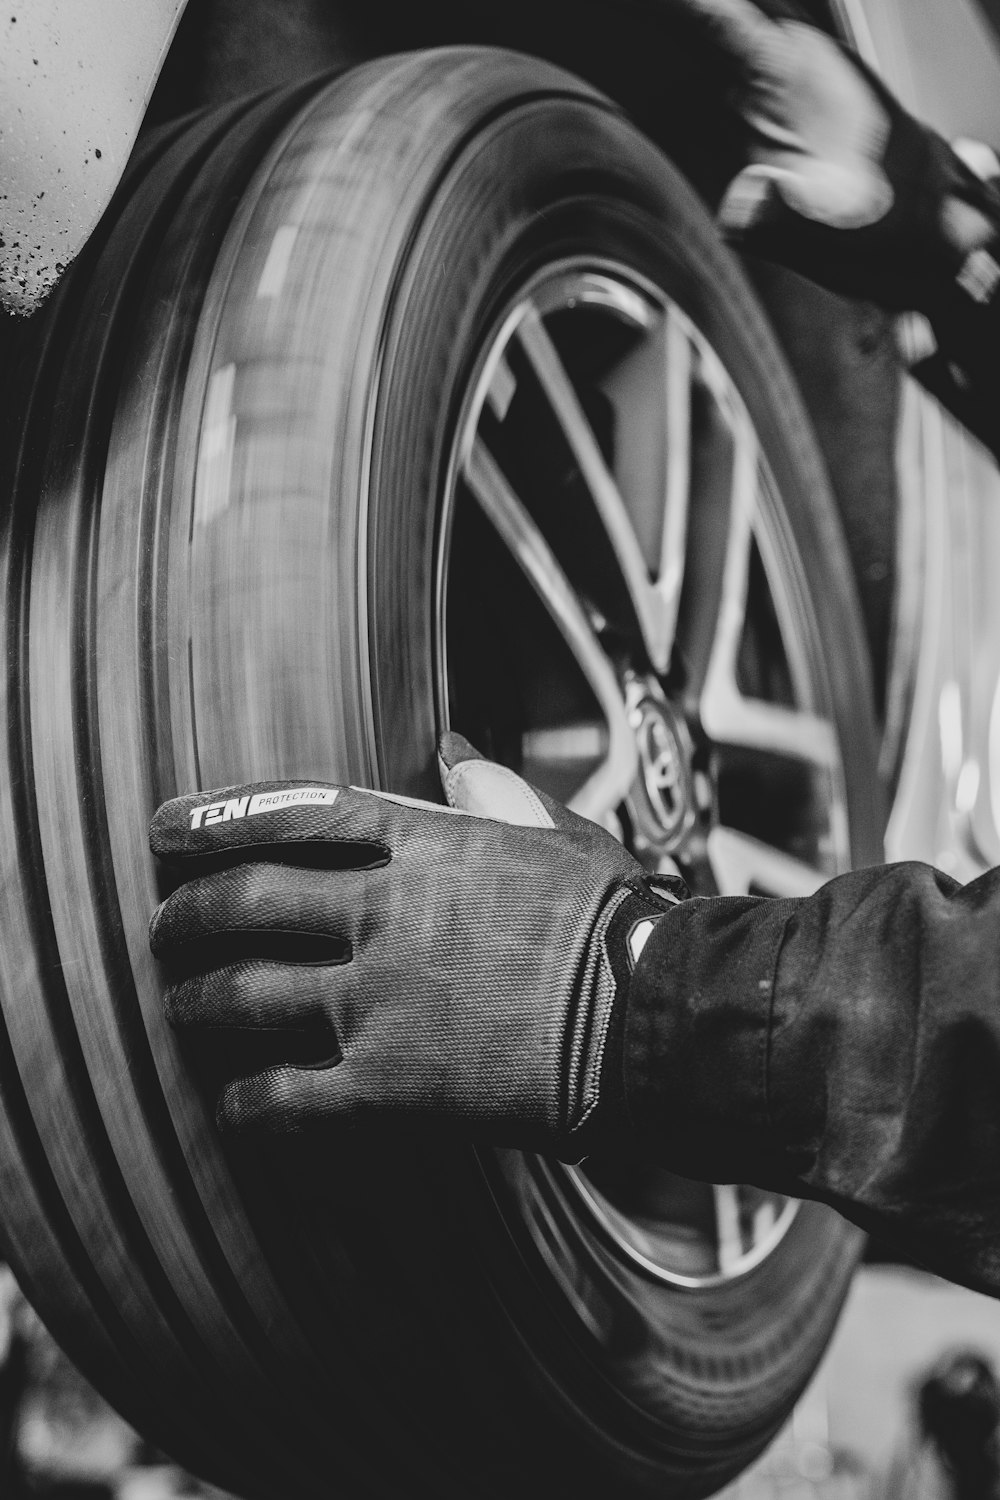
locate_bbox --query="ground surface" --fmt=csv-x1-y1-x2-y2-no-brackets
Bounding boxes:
4,1263,1000,1498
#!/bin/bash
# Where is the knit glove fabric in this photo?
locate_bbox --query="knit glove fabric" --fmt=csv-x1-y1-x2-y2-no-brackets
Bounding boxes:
149,732,682,1158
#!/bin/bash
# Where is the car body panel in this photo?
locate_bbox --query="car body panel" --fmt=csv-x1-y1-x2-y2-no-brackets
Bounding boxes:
0,0,185,314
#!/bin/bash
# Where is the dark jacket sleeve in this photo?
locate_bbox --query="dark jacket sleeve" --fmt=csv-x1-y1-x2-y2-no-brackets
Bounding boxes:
915,239,1000,459
623,861,1000,1297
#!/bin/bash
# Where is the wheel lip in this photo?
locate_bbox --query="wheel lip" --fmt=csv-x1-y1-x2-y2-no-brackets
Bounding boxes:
558,1166,801,1291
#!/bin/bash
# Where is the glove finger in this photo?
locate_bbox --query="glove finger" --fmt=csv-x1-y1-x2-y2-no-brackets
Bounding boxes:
165,962,344,1079
953,138,1000,186
438,731,554,829
164,960,337,1033
438,729,598,836
437,735,685,901
718,162,783,235
720,160,893,237
149,861,376,966
150,781,384,870
217,1061,367,1135
150,779,462,872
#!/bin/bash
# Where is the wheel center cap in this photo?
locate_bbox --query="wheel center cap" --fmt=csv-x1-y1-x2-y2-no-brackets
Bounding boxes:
626,676,697,850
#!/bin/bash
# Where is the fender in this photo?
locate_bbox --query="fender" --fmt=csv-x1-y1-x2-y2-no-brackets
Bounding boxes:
0,0,186,315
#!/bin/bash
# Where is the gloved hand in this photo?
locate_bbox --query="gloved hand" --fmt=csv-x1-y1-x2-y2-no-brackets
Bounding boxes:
149,733,684,1158
682,0,1000,310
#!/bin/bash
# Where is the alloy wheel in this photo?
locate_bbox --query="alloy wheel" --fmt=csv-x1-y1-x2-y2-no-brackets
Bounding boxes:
440,258,851,1287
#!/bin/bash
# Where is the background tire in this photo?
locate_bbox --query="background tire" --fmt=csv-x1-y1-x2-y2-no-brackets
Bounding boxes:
0,50,882,1499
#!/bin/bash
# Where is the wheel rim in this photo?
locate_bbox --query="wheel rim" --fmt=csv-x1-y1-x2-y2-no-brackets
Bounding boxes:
437,258,852,1288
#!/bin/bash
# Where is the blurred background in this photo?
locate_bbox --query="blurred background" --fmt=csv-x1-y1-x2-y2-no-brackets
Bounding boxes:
5,1258,1000,1498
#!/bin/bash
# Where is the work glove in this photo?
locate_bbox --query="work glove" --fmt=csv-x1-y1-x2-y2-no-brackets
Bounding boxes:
149,733,684,1159
682,0,1000,311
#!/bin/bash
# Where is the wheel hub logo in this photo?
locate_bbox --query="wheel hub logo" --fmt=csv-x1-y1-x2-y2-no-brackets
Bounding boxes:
628,686,697,850
638,708,685,836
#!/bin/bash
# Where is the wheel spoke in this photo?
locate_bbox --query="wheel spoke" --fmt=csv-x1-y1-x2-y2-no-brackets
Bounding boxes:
661,309,692,647
699,406,837,770
600,305,693,671
706,825,827,897
712,1185,744,1275
706,692,838,767
463,438,637,823
516,304,682,674
700,401,755,706
752,1197,778,1241
521,723,607,762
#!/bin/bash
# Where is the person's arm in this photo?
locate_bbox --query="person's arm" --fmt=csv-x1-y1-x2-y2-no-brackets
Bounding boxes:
681,0,1000,454
625,860,1000,1298
151,736,1000,1300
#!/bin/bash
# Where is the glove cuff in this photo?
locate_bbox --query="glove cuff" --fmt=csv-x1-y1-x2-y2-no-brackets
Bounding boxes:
560,878,685,1162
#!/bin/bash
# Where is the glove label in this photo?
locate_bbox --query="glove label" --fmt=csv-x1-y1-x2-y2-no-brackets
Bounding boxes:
189,787,340,830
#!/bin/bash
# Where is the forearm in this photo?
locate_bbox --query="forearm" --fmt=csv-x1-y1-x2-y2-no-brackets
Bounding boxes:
625,862,1000,1295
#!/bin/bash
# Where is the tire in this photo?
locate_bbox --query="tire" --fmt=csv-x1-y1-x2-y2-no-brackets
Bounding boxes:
0,50,883,1500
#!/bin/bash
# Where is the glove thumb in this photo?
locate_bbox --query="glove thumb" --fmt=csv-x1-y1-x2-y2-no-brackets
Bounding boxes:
437,730,575,831
719,160,893,239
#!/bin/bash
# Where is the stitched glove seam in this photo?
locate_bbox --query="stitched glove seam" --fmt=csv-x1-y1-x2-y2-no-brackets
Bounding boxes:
571,884,634,1137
